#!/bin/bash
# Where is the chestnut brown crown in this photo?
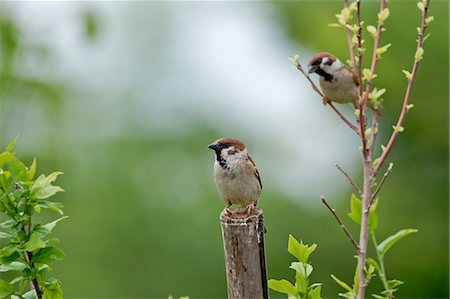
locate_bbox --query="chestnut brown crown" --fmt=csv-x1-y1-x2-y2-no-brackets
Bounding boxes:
208,137,246,152
307,52,337,67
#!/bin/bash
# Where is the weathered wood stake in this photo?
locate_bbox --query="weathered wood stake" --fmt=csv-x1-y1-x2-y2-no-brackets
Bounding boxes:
220,207,268,299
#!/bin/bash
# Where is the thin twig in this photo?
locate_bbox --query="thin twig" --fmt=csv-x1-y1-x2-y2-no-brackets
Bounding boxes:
335,163,362,196
293,63,360,134
355,0,368,160
369,110,379,159
368,162,393,210
361,0,387,159
373,0,431,177
343,0,356,69
354,1,370,298
321,196,360,251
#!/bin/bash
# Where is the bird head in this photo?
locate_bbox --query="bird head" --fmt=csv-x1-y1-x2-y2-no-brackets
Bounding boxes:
308,52,342,81
208,138,247,163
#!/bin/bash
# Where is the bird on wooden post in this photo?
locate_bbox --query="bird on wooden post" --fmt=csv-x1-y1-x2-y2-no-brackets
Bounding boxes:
208,137,262,215
209,137,269,299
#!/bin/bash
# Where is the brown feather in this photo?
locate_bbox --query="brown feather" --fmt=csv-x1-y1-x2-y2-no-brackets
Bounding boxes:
247,156,262,189
347,66,359,86
216,137,246,151
308,52,337,67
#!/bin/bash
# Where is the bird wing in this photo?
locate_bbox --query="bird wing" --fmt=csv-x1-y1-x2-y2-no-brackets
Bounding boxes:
347,66,359,86
247,156,262,189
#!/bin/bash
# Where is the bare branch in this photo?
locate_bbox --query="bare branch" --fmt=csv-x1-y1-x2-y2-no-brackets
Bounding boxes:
335,163,362,196
373,0,431,177
369,111,379,159
293,62,360,135
355,0,369,161
361,0,387,159
368,162,393,211
321,195,360,251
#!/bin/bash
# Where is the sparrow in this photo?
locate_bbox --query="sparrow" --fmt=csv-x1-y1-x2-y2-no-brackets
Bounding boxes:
208,137,262,215
307,52,359,109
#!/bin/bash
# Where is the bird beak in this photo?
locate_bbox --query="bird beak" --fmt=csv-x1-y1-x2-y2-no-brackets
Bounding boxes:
208,143,220,151
308,65,318,74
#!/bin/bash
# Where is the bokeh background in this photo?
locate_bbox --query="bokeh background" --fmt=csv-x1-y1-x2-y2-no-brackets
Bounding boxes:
0,1,448,298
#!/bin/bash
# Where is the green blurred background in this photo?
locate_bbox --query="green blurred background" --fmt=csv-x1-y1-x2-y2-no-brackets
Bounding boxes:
0,1,448,298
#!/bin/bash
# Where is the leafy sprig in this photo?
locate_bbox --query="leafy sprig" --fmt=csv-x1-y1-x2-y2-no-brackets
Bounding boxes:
0,140,66,299
269,235,322,299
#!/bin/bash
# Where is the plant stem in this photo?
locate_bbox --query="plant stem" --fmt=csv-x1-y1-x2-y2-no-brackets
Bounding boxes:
373,0,431,177
357,159,372,299
25,251,42,299
23,214,42,299
371,233,393,299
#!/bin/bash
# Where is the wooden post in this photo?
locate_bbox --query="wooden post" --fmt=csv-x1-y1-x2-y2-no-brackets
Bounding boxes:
220,207,269,299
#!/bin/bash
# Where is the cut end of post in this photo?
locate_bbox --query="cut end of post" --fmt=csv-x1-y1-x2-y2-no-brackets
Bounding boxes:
220,206,268,299
220,206,263,223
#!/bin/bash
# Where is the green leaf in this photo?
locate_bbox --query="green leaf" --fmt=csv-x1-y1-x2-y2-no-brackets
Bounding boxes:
387,279,404,289
348,194,362,224
425,16,434,24
363,68,377,81
32,247,65,264
0,232,11,239
331,274,352,292
36,200,65,215
417,1,425,12
287,234,316,263
295,268,308,294
43,281,63,299
377,8,390,24
0,261,27,272
402,70,412,80
376,43,391,58
32,185,64,200
309,285,322,299
0,152,15,168
366,257,380,271
30,172,64,199
0,219,15,229
24,232,46,251
377,229,418,256
34,216,69,238
22,290,38,299
27,158,37,181
415,47,424,61
0,279,14,298
366,25,377,38
268,279,297,296
0,245,18,259
288,54,299,66
5,157,28,181
392,125,405,133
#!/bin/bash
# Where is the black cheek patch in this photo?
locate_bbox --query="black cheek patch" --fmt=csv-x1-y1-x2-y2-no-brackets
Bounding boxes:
316,68,334,82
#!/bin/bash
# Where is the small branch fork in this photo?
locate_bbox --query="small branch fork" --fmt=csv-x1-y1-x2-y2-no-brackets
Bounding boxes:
321,196,359,251
368,162,393,211
335,163,362,197
293,62,360,135
373,0,431,177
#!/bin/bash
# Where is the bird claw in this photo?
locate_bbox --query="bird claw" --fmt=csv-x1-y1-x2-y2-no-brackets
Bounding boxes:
225,207,234,216
322,97,330,106
245,202,256,215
